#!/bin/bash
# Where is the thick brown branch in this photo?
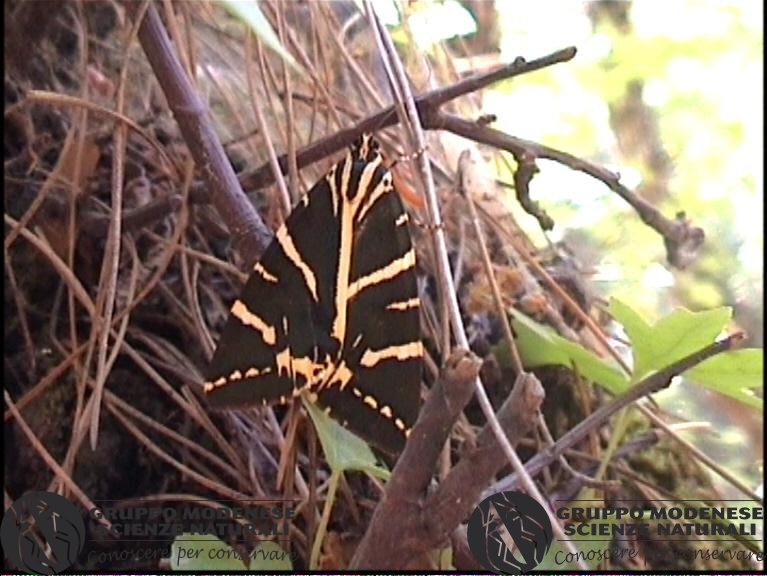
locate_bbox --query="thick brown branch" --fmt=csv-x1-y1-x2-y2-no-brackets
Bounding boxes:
418,373,544,554
350,349,481,569
129,3,272,264
351,370,545,569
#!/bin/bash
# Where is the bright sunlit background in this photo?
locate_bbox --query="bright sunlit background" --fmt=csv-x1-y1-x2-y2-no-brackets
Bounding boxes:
381,0,763,495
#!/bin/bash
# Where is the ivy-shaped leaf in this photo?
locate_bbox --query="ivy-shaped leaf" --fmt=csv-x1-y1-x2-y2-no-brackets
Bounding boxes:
511,311,629,394
684,349,763,410
302,396,390,480
512,302,760,411
302,396,392,568
608,298,731,382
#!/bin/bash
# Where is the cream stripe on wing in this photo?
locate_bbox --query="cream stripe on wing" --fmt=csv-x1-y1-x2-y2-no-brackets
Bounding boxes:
327,166,339,217
360,341,423,368
254,262,278,283
347,249,416,301
203,366,273,392
330,155,382,345
354,154,383,204
231,300,277,345
331,170,354,344
356,172,393,224
386,297,420,311
276,226,319,302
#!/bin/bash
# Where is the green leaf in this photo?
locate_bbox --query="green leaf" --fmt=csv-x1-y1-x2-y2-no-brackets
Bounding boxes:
170,533,248,571
302,396,391,480
511,311,629,394
685,349,763,410
250,540,293,571
609,298,732,382
219,0,302,73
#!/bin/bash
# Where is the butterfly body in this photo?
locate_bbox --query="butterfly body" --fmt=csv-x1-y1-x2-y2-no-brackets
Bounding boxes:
205,135,422,454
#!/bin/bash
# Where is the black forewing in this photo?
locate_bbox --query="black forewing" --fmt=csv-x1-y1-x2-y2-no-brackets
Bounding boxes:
204,170,340,406
205,136,422,456
318,177,421,454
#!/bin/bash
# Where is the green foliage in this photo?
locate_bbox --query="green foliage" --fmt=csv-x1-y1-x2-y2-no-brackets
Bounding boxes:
302,397,391,569
302,396,390,480
511,310,629,394
512,298,762,410
685,349,763,410
607,299,731,383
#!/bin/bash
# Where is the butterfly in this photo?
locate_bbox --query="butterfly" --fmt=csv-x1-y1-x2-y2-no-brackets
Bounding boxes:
204,134,422,454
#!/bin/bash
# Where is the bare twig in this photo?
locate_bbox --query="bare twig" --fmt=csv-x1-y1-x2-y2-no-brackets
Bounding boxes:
233,43,700,269
237,47,578,192
484,332,746,498
365,6,587,568
430,112,705,269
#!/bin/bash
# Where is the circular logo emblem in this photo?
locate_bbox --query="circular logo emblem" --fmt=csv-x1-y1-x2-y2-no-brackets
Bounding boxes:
2,491,85,574
467,490,553,574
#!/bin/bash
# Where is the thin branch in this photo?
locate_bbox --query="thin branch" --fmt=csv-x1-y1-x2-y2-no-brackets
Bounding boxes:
365,7,587,568
429,112,705,269
354,7,585,569
484,332,747,499
234,42,700,271
237,47,578,192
